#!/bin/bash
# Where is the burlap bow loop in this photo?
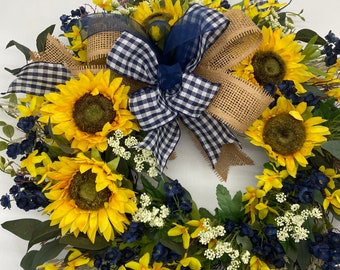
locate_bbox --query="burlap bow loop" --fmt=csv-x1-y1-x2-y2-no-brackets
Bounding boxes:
106,4,237,170
194,9,274,133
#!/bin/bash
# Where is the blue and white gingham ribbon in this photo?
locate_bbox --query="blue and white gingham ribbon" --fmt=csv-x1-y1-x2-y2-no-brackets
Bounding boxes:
107,4,236,170
6,62,71,95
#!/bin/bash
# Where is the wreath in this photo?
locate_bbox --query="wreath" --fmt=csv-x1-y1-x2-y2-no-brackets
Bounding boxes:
1,0,340,269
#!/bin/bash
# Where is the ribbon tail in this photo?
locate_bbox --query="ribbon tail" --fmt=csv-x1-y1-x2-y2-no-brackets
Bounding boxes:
6,62,70,95
138,120,181,170
180,112,236,167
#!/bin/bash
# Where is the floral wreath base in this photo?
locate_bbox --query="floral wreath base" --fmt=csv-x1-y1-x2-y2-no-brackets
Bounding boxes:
1,1,340,270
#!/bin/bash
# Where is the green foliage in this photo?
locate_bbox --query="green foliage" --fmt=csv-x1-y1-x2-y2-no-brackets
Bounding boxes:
1,218,43,241
5,40,31,61
36,25,55,52
295,28,327,45
322,140,340,160
60,234,112,250
22,240,67,270
27,220,60,250
215,184,244,223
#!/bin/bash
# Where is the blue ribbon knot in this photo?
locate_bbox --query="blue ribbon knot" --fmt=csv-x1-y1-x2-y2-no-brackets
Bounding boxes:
107,4,237,170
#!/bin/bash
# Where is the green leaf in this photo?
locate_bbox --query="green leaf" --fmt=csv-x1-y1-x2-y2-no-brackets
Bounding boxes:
20,250,39,270
60,234,111,250
0,141,8,151
36,25,55,52
199,207,214,220
31,239,67,268
296,240,312,270
2,125,15,138
4,66,22,75
107,156,120,172
28,221,61,250
140,175,164,199
215,185,243,222
6,40,31,61
295,29,327,45
236,235,253,250
46,119,75,154
322,141,340,160
1,219,42,241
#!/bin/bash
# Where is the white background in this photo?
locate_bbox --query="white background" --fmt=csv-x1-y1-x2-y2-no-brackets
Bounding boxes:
0,0,339,269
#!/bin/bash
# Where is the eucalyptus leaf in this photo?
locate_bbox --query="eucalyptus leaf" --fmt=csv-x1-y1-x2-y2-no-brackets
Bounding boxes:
28,221,61,250
2,125,15,138
6,40,31,61
295,29,327,45
36,25,55,52
322,140,340,160
46,119,75,154
60,234,111,250
1,219,42,241
31,239,67,268
20,250,39,270
4,66,22,75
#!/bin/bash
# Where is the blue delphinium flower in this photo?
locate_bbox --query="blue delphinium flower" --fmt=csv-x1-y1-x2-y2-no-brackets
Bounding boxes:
322,30,340,66
164,179,192,214
12,181,49,211
224,219,237,233
60,6,88,33
309,229,340,268
17,116,37,133
122,222,144,243
0,194,11,209
104,248,121,265
6,143,22,159
164,179,185,197
152,243,180,263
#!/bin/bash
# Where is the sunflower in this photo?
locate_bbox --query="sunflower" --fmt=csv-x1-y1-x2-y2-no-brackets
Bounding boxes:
39,70,139,153
234,26,313,94
131,0,184,45
43,153,137,243
245,96,330,177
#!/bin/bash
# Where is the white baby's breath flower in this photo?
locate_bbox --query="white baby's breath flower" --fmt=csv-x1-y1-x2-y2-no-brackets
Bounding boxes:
291,204,300,212
124,136,138,147
215,225,226,237
140,193,151,207
159,205,170,218
150,216,165,228
204,249,216,260
135,163,144,172
241,250,250,264
275,193,287,203
147,167,158,177
114,129,124,139
311,207,323,219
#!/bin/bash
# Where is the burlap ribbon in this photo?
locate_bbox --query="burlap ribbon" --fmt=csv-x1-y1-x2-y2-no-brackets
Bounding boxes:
29,8,273,180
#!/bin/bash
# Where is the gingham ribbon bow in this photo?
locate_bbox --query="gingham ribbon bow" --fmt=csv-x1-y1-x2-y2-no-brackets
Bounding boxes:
6,62,70,95
107,5,236,169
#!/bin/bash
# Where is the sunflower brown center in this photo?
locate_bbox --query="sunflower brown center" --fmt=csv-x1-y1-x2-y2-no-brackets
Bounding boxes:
73,93,115,134
69,170,111,210
252,51,286,85
263,113,306,156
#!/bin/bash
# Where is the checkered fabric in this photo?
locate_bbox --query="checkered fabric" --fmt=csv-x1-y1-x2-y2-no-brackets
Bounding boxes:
107,4,237,170
180,112,236,167
249,0,278,11
7,62,70,95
